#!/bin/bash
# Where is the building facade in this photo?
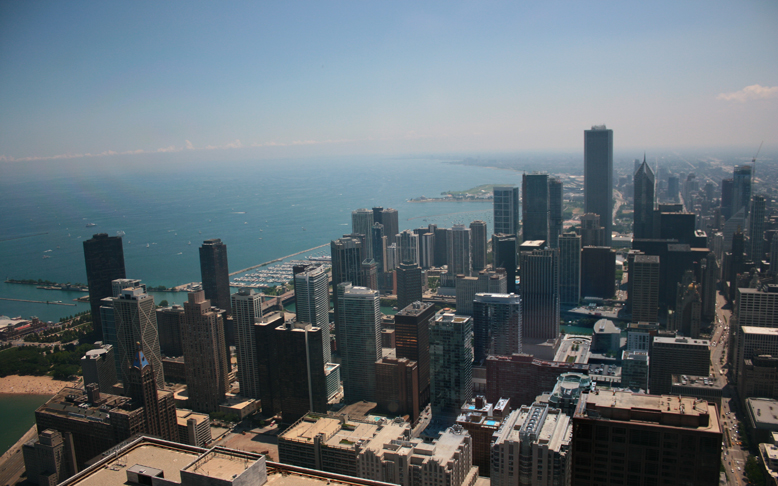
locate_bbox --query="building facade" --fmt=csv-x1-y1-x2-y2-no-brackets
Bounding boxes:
583,126,613,246
231,288,263,399
494,186,520,238
337,284,381,403
83,233,126,337
520,249,559,341
199,238,231,314
430,313,473,421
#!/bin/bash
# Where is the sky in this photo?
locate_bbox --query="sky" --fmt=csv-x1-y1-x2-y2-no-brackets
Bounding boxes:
1,1,777,164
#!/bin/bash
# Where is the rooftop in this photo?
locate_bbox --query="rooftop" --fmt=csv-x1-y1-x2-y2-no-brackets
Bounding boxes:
746,398,778,428
653,336,710,346
742,326,778,337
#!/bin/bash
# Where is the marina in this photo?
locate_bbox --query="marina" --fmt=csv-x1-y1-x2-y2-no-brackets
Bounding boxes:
231,251,331,289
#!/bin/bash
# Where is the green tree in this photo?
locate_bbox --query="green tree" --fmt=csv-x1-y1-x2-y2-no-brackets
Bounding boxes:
158,300,169,307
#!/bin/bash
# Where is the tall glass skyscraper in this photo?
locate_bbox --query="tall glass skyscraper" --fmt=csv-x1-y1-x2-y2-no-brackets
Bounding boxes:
548,177,563,249
199,239,231,314
633,156,655,240
83,233,126,336
231,288,263,399
337,283,381,403
584,126,613,246
294,264,332,363
522,173,549,244
113,285,164,387
493,186,520,238
351,208,375,259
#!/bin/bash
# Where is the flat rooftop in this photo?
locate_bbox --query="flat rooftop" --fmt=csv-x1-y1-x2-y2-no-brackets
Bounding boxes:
747,398,778,428
176,409,209,426
183,449,260,480
553,335,591,364
742,326,778,337
653,336,710,346
280,416,344,444
67,442,200,486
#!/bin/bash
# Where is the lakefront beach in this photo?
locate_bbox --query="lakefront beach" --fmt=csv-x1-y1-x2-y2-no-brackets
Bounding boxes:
0,375,77,395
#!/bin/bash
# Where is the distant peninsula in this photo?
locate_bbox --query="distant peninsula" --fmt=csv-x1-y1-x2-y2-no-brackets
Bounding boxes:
408,184,495,202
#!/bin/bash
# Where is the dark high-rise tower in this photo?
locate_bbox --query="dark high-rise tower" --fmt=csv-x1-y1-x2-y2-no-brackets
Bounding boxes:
520,249,559,340
584,125,613,246
182,289,229,413
395,302,434,406
231,288,262,399
721,178,734,221
448,224,472,277
548,177,563,249
381,208,400,246
337,283,381,403
633,155,655,240
83,234,126,337
351,209,375,259
559,233,581,306
470,220,488,272
522,173,549,244
199,239,231,314
396,263,423,311
494,186,520,238
492,234,518,293
733,165,752,218
126,345,177,441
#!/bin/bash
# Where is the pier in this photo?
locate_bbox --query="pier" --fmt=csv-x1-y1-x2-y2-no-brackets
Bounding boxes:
0,297,76,306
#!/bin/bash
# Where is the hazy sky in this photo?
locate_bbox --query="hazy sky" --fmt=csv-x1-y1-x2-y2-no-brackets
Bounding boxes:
1,1,776,163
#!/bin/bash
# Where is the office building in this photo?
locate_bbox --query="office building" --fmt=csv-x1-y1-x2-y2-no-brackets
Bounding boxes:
435,227,450,267
559,232,581,305
448,224,472,277
491,403,572,486
649,336,710,395
359,425,478,486
430,312,473,421
370,223,385,273
279,413,410,478
351,208,375,259
182,289,229,413
293,263,331,362
735,327,778,387
581,246,616,299
396,262,423,311
493,233,518,293
579,213,606,248
669,270,702,338
472,293,522,364
83,233,126,337
733,165,753,218
494,186,520,238
22,429,75,486
155,304,184,357
375,357,420,422
630,254,659,323
748,194,766,262
621,350,649,389
112,285,164,387
485,354,589,408
81,344,118,394
381,208,399,246
175,409,212,447
633,155,655,240
571,391,721,486
522,173,549,244
125,346,178,442
395,302,434,407
456,397,510,476
231,288,262,399
520,249,559,341
418,231,435,269
548,177,563,249
198,239,231,314
626,322,660,352
470,220,487,272
256,315,330,423
584,125,613,246
337,283,381,403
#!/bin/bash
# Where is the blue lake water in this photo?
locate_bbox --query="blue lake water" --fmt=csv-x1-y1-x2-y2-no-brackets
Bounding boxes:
1,155,520,321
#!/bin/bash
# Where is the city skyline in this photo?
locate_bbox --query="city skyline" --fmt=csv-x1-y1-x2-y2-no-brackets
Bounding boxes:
1,1,776,164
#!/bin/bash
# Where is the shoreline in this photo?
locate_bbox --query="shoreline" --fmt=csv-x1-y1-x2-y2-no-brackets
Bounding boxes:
0,375,78,396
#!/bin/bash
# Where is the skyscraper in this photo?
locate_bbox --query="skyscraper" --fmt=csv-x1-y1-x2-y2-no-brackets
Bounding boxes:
199,239,231,314
493,186,520,238
419,232,435,269
293,263,331,362
396,263,423,311
113,285,164,387
430,312,473,421
548,177,563,249
492,233,517,293
331,236,364,337
371,223,385,273
721,178,734,221
558,233,581,306
83,233,126,337
748,195,766,263
520,249,559,341
231,288,262,399
398,229,419,265
470,220,487,272
448,224,472,277
733,165,752,218
395,302,434,406
580,246,616,299
579,213,606,247
182,289,229,412
352,208,375,259
125,345,177,441
584,125,613,246
631,255,660,323
472,293,521,363
381,208,400,246
434,227,450,267
522,173,549,244
633,155,655,240
337,283,381,403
